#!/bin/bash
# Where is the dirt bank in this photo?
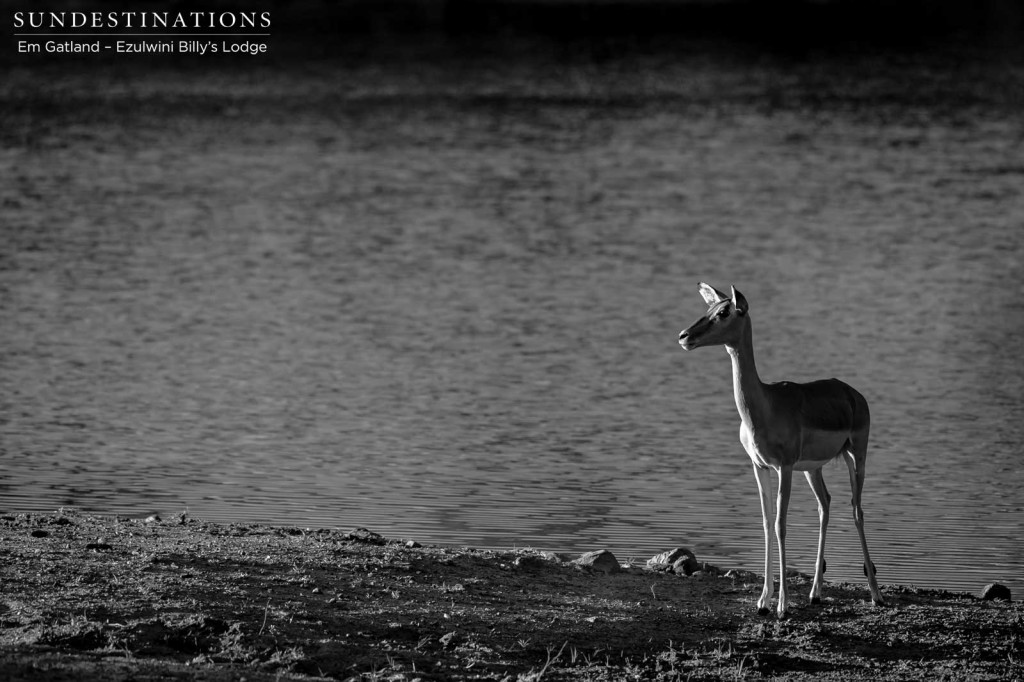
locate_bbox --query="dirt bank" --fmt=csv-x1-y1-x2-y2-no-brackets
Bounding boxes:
1,511,1020,680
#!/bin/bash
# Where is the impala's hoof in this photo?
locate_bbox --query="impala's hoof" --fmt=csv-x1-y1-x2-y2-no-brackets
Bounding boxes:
810,597,821,605
776,611,789,621
872,598,887,607
757,607,771,617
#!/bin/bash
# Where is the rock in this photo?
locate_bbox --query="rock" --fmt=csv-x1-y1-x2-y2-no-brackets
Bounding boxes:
648,547,696,567
144,514,161,524
646,560,670,570
574,550,621,574
647,547,699,575
980,583,1012,601
672,555,701,576
30,530,48,538
439,631,459,648
342,528,387,545
404,540,421,548
540,551,570,562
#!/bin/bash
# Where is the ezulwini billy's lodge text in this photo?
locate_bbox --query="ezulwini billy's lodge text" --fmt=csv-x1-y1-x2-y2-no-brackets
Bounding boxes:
18,39,268,55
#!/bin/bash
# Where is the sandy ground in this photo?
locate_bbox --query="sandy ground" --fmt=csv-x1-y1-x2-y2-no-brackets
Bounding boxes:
1,511,1021,680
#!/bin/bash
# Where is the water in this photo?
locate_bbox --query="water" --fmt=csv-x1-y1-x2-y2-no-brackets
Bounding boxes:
2,40,1023,597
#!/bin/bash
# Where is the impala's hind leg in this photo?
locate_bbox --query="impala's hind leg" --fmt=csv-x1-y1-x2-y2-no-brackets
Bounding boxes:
804,468,830,604
843,433,885,606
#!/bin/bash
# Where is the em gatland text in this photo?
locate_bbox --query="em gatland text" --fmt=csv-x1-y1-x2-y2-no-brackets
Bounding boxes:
13,10,271,56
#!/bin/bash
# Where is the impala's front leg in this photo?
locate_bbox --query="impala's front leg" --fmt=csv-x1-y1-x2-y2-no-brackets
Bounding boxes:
774,465,794,618
752,464,774,616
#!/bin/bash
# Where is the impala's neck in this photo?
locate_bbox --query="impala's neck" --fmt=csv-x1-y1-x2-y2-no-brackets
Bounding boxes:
725,319,767,426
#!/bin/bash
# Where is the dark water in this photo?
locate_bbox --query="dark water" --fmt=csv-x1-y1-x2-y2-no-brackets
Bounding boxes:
2,41,1023,596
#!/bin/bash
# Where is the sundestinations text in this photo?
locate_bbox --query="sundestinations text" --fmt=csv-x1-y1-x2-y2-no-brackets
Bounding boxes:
13,11,270,30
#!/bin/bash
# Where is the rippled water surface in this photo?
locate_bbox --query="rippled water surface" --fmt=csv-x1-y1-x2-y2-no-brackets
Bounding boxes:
2,41,1023,596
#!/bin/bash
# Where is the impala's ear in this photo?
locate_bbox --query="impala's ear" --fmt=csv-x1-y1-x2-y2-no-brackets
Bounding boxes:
698,282,729,307
731,286,748,315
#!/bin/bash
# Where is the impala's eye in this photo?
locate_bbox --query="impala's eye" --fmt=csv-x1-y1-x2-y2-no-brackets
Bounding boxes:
716,307,730,319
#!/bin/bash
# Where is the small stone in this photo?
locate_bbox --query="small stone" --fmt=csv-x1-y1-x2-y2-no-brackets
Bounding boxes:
980,583,1011,601
574,550,620,574
404,540,421,548
144,514,161,524
439,631,458,647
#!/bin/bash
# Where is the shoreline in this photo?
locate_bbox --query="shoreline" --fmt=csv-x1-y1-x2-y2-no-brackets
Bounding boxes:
1,510,1020,680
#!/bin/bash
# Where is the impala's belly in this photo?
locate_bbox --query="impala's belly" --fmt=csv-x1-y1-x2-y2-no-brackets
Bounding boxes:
797,427,849,470
739,422,848,471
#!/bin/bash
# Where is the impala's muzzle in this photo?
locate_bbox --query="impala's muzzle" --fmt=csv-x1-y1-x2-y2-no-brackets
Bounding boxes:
678,326,701,350
678,316,710,350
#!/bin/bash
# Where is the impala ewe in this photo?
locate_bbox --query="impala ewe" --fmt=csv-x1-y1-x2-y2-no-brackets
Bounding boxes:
678,283,885,618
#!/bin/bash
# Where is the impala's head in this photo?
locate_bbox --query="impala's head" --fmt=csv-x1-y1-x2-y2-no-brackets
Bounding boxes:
678,282,749,351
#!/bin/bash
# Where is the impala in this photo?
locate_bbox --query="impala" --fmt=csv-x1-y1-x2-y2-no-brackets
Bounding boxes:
678,283,885,618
